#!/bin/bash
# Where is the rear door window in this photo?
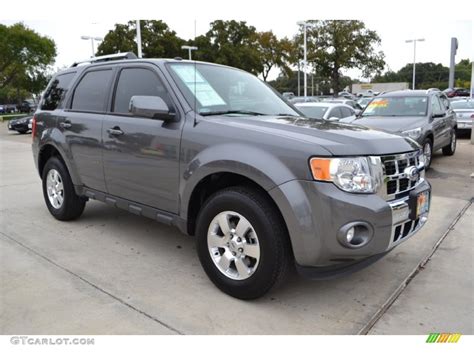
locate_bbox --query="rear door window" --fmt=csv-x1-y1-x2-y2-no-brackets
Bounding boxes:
340,107,354,117
41,72,76,110
71,69,114,112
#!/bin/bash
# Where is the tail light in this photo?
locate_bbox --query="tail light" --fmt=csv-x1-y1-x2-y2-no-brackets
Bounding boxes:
31,115,37,139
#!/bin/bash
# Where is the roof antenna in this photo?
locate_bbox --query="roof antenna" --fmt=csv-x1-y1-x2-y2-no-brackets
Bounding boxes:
193,19,198,127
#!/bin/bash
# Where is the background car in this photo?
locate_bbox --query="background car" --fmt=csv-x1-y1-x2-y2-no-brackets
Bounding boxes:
443,87,470,98
8,116,33,134
450,98,473,133
357,97,373,109
18,99,37,113
324,98,363,115
346,90,457,168
289,96,320,104
295,102,356,121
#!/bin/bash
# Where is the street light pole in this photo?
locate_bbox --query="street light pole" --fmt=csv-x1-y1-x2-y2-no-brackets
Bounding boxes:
405,38,425,90
181,45,198,60
81,36,103,57
297,21,310,98
136,20,142,58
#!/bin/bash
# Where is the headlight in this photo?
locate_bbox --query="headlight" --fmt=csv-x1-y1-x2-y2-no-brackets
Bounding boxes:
402,128,422,139
309,157,382,193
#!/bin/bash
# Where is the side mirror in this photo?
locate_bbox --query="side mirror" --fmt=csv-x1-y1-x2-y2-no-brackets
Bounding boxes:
129,96,175,121
328,117,339,121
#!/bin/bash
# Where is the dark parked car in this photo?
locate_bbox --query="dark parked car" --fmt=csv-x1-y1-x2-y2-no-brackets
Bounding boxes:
443,87,470,98
8,116,33,134
18,100,37,113
341,90,457,168
32,53,431,299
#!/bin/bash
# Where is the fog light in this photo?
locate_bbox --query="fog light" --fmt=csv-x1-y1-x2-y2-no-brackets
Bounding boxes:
337,222,373,249
346,227,355,243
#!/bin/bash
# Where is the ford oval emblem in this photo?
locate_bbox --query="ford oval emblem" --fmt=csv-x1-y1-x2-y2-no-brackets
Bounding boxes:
404,166,420,182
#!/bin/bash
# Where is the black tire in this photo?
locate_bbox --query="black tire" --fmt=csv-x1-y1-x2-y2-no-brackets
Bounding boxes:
42,156,86,221
422,138,433,170
442,129,456,156
196,186,292,300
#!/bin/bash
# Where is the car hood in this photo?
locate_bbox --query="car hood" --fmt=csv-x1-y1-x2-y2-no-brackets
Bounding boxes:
206,115,420,155
349,116,427,134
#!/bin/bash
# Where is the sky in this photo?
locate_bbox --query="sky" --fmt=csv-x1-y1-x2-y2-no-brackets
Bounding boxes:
1,1,473,82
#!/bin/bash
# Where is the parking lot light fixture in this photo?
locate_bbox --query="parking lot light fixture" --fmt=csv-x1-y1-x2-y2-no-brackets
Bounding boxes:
297,21,311,99
81,35,104,58
181,45,198,60
405,38,425,90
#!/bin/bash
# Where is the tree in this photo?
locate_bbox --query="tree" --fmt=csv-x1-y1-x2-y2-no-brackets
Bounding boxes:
97,20,185,58
299,20,385,94
0,23,56,103
189,20,262,75
255,31,293,81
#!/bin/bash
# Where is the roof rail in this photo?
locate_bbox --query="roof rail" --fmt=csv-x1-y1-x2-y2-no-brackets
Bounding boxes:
70,52,138,67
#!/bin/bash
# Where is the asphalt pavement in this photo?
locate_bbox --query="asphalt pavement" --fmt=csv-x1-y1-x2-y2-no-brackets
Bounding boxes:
0,123,472,334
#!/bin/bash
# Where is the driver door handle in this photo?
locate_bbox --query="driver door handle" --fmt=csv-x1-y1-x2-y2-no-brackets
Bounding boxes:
59,120,72,129
107,127,124,136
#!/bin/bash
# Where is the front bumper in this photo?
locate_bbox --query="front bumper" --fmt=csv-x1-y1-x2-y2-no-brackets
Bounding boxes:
8,121,29,131
269,179,431,275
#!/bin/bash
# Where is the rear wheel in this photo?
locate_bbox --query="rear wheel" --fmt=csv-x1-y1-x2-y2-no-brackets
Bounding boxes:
196,186,292,300
422,138,433,169
442,129,456,156
42,156,86,221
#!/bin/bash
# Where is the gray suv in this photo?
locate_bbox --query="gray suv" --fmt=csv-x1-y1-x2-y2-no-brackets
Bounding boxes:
32,53,431,299
341,90,457,168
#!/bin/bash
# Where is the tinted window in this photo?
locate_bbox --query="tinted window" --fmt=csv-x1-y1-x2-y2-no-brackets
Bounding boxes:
41,72,75,111
329,107,343,119
340,107,354,117
71,70,113,112
113,68,171,114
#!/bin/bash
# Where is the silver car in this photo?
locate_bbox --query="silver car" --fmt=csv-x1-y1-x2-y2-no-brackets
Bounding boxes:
295,102,356,121
451,98,473,132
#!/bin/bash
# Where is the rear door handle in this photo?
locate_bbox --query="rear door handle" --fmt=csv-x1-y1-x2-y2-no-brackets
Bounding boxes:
59,121,72,129
107,127,124,136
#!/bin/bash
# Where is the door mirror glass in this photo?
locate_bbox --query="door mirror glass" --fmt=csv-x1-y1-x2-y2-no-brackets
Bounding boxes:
129,96,175,120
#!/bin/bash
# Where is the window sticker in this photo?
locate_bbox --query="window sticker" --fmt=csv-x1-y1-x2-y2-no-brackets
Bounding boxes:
171,65,226,107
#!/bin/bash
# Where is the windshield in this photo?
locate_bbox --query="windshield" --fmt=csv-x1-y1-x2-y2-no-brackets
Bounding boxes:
451,100,474,109
167,63,299,117
362,96,428,117
296,106,328,119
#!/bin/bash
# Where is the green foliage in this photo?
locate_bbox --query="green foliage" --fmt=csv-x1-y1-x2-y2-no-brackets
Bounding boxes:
373,59,471,89
297,20,385,94
97,20,184,58
255,32,294,81
190,20,262,75
0,23,56,103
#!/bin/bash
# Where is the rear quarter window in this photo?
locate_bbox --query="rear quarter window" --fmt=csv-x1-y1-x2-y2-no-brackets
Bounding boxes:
41,72,76,111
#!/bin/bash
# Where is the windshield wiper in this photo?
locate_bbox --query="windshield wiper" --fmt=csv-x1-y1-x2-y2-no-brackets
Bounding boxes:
200,110,267,116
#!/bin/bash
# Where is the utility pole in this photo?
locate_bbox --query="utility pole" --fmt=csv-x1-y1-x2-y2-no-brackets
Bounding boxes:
405,38,425,90
136,20,142,58
449,37,458,89
81,36,103,57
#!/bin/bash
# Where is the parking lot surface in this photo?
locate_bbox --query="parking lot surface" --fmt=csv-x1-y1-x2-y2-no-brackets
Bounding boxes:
0,123,472,334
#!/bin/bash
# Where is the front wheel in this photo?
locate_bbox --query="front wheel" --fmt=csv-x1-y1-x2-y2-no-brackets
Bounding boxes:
42,156,86,221
422,139,433,169
442,129,456,156
196,186,292,300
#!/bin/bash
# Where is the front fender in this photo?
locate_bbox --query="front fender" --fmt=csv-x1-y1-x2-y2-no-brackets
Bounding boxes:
179,143,298,219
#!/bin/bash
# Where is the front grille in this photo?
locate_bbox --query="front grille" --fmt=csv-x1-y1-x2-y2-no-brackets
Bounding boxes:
381,150,423,201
